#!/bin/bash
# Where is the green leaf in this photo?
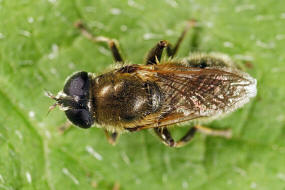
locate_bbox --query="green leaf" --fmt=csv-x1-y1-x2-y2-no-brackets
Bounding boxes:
0,0,285,189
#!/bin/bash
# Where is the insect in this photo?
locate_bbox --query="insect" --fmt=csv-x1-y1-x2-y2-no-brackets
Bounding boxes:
47,20,257,147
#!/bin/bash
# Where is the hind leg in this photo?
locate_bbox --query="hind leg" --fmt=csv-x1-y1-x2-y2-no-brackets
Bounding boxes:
154,125,231,148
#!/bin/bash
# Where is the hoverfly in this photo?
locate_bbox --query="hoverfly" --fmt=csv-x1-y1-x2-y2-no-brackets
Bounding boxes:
47,20,257,147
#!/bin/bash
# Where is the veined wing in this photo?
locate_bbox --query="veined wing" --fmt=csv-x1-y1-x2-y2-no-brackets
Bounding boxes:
136,63,257,129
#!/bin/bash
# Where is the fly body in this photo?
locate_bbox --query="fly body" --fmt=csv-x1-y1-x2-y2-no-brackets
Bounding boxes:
48,20,257,147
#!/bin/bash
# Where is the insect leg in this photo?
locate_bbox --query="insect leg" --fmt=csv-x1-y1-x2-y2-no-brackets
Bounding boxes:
145,40,168,65
194,125,232,139
154,127,197,147
174,125,232,147
166,19,197,58
58,121,72,134
75,21,124,63
154,125,231,148
154,127,176,147
189,21,202,52
144,20,197,65
104,130,119,145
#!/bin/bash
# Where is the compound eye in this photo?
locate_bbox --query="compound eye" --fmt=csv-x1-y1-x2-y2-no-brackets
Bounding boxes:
63,71,89,97
62,71,94,128
65,109,94,128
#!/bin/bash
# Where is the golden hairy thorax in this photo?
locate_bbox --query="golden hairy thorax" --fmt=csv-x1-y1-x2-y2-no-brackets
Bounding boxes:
90,70,162,131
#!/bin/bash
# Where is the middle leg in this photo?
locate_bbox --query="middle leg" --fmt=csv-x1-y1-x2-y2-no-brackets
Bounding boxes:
144,19,197,65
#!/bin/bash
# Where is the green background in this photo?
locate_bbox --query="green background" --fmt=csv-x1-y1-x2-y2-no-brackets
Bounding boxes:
0,0,285,189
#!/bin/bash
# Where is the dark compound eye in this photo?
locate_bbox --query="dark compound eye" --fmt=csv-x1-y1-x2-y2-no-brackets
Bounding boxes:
64,71,89,97
65,109,93,128
62,71,94,128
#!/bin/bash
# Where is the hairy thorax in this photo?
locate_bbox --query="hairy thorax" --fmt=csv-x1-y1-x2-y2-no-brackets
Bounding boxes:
91,71,162,128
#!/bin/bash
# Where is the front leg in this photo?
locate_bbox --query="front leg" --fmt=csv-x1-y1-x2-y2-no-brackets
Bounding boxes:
75,21,124,63
104,130,119,145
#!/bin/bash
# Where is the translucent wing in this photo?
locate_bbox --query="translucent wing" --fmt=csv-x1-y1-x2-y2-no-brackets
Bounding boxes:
135,63,257,129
